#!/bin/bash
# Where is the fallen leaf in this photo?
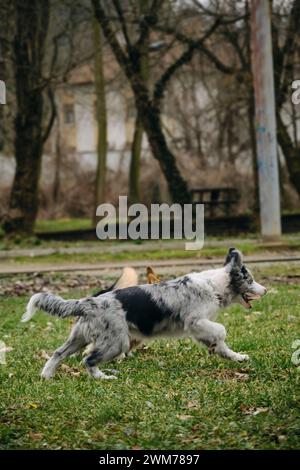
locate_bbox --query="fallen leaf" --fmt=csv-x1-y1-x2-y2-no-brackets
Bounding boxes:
187,400,199,409
251,407,269,416
234,372,249,381
213,368,251,381
27,403,39,409
29,432,43,441
59,363,82,376
36,350,50,361
70,371,81,377
240,405,269,416
177,414,193,421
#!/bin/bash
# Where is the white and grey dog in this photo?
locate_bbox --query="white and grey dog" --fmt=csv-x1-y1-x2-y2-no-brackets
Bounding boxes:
22,248,267,380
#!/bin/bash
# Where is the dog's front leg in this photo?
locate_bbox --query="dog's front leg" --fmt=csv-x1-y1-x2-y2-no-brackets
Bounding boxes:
212,340,249,362
189,319,249,362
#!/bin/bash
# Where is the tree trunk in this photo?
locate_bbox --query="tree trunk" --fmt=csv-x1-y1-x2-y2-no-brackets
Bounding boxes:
93,17,107,224
128,0,149,204
3,0,50,235
52,116,62,218
137,93,191,204
129,114,143,204
245,1,259,218
92,0,191,204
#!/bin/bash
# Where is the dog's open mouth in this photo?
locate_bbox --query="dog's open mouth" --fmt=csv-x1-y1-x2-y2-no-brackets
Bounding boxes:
241,293,261,309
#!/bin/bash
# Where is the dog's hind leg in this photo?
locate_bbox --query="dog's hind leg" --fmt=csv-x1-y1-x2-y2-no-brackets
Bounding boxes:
41,326,87,379
84,334,130,379
189,319,249,362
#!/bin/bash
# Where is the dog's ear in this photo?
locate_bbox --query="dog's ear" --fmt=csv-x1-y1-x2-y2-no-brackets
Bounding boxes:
224,247,243,267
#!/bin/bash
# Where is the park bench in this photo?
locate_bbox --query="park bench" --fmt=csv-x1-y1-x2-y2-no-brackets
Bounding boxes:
191,187,240,217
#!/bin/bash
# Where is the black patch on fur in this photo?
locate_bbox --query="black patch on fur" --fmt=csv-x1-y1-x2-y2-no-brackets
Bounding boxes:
179,276,190,286
229,267,243,293
85,349,103,367
228,264,252,294
115,286,173,336
92,281,116,297
224,247,236,265
215,293,223,306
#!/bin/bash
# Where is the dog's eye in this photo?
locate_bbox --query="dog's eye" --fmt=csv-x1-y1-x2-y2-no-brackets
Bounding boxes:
241,266,252,282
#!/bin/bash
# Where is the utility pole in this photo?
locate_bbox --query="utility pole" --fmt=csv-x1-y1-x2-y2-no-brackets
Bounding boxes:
0,80,6,104
251,0,281,240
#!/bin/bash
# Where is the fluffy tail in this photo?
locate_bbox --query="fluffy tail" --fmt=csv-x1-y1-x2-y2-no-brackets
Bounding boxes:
21,292,86,323
92,267,138,297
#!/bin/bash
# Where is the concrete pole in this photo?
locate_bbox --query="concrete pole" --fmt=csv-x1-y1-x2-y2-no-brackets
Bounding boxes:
0,80,6,104
251,0,282,240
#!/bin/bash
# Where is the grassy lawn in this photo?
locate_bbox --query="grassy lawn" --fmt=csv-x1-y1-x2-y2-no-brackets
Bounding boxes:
1,236,300,266
35,218,93,233
0,266,299,449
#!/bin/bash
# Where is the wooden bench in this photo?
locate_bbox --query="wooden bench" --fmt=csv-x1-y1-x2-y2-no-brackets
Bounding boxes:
191,187,240,217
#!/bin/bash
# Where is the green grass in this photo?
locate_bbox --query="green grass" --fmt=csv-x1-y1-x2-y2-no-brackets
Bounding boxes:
35,219,92,233
8,241,300,266
0,270,300,449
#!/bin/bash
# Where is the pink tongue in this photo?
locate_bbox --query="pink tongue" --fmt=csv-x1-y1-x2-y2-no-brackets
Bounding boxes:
242,297,251,308
246,293,261,301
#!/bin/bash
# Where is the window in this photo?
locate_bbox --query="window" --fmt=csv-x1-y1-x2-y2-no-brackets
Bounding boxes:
64,104,75,124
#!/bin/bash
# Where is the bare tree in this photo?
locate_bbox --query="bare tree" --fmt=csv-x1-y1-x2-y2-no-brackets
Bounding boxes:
272,0,300,197
1,0,97,234
159,0,300,200
128,0,150,205
91,0,222,203
2,0,54,234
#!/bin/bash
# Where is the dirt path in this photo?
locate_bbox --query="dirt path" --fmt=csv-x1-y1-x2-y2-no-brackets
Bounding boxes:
1,253,300,277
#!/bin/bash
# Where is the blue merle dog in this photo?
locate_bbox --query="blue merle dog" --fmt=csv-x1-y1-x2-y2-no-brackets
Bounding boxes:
22,248,267,380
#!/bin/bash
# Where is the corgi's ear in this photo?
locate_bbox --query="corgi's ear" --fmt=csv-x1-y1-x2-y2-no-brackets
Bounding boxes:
224,247,243,267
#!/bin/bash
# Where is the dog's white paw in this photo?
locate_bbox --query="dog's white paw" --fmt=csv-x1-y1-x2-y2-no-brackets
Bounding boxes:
94,372,117,380
90,368,117,380
234,353,249,362
41,370,54,380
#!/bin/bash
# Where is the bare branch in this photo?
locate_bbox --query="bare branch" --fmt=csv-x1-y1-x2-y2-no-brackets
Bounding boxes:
91,0,132,78
42,87,56,144
153,18,222,107
153,23,235,75
112,0,132,51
